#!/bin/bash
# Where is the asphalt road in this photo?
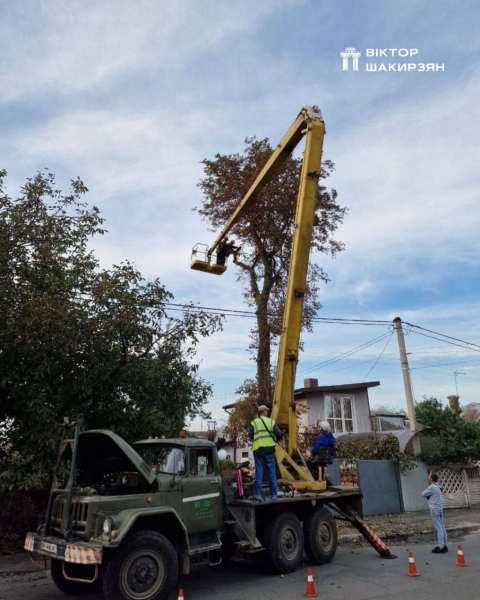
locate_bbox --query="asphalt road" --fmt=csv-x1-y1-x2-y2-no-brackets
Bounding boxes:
1,533,479,600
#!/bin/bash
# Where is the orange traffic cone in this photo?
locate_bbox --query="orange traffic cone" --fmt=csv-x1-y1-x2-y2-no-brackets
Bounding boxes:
407,552,420,577
304,569,318,597
178,590,185,600
457,545,467,566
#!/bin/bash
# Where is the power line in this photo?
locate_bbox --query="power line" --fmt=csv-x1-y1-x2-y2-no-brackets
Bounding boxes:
411,357,480,370
164,302,392,325
299,330,393,375
404,322,480,350
362,331,394,382
405,328,480,354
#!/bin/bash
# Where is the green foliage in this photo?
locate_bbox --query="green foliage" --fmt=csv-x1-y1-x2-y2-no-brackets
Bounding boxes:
335,434,416,473
219,458,237,482
298,426,415,473
0,488,49,554
223,379,258,446
0,170,223,490
415,397,480,465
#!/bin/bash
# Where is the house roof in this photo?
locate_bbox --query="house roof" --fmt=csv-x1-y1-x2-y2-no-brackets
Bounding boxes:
370,410,405,417
294,381,380,398
334,429,417,453
222,381,381,409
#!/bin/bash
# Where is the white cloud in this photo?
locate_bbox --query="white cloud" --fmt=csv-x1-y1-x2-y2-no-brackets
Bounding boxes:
318,70,480,303
0,0,287,101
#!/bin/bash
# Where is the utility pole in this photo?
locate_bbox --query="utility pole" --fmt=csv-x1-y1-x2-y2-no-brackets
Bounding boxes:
393,317,420,454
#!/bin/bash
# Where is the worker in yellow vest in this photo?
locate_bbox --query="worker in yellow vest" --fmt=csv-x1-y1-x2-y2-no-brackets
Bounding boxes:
248,405,283,501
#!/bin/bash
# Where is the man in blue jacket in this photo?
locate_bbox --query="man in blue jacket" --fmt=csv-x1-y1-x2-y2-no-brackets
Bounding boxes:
422,472,448,553
310,421,336,463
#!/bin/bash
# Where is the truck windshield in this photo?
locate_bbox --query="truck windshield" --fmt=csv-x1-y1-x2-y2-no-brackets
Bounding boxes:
135,446,185,475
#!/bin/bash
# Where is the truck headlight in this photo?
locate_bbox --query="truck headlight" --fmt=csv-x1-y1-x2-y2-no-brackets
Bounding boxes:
103,518,112,534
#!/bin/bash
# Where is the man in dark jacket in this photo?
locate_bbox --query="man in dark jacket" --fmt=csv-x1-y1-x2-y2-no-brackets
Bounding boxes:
310,421,336,464
248,405,282,501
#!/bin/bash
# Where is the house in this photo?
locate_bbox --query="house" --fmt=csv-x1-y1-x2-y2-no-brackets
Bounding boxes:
294,378,382,434
370,410,406,432
217,378,406,462
215,426,253,463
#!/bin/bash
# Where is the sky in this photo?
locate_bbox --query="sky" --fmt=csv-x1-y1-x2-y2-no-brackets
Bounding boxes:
1,0,480,432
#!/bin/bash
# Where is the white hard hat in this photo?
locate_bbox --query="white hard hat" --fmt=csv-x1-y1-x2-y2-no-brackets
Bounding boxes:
320,421,331,432
217,449,228,461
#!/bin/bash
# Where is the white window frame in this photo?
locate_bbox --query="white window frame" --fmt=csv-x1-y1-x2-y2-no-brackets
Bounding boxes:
324,394,355,433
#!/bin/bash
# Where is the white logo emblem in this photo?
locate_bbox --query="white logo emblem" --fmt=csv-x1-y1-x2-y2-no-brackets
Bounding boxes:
340,47,361,71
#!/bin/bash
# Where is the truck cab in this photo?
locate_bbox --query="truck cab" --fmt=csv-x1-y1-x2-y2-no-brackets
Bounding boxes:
25,429,225,600
133,437,223,539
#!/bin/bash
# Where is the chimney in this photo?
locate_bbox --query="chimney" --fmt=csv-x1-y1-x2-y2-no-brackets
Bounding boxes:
447,395,460,414
304,378,318,388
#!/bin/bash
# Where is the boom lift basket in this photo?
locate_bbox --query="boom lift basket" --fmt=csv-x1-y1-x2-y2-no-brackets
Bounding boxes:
191,243,226,275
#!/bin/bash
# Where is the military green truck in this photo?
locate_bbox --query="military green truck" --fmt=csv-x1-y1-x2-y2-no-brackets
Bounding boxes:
25,419,393,600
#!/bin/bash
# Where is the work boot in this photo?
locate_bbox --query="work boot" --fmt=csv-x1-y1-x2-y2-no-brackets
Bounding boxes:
432,546,445,553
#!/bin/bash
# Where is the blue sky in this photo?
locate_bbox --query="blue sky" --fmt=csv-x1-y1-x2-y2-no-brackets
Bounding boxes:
1,0,480,430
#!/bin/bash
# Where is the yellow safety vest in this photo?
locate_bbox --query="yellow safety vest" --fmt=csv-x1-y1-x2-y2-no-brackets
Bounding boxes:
251,417,276,452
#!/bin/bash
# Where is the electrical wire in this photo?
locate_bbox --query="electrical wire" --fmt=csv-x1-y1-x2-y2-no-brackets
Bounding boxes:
404,328,480,354
404,322,480,350
362,331,394,382
299,330,393,375
164,302,392,325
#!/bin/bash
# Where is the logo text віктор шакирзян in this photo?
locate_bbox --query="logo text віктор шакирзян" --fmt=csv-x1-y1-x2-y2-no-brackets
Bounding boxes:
341,47,445,72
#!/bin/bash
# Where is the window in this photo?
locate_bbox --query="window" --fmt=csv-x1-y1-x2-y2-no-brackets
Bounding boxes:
135,445,185,475
188,449,215,475
324,395,354,433
241,451,249,459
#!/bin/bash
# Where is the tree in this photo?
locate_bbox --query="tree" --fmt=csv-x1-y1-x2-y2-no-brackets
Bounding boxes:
223,379,258,447
416,397,480,465
196,137,346,409
0,170,222,489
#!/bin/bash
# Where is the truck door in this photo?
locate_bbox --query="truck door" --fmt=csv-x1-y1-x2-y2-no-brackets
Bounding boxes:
182,448,222,534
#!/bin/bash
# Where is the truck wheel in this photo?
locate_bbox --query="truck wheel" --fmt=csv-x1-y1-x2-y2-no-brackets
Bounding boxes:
102,531,178,600
51,559,101,596
262,511,304,574
303,507,337,564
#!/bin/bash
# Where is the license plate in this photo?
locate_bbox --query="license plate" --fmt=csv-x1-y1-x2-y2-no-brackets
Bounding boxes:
40,541,57,554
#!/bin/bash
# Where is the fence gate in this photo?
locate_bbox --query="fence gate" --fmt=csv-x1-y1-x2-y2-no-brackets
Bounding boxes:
356,460,403,515
437,468,469,509
400,462,429,512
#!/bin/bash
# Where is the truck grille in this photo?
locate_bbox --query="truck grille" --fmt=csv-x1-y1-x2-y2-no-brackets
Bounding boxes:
52,497,90,535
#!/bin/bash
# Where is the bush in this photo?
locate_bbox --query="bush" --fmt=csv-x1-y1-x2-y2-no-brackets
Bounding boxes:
335,433,416,473
0,489,49,555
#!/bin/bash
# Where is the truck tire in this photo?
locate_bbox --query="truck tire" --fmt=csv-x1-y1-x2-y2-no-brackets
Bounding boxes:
303,507,337,564
262,511,304,574
51,559,101,596
102,531,178,600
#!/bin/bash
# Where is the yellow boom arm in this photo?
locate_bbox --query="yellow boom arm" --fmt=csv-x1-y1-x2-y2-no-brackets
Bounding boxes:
192,106,326,490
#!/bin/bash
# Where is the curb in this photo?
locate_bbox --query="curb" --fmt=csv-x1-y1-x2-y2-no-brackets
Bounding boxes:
338,523,480,545
0,555,50,579
0,568,49,580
